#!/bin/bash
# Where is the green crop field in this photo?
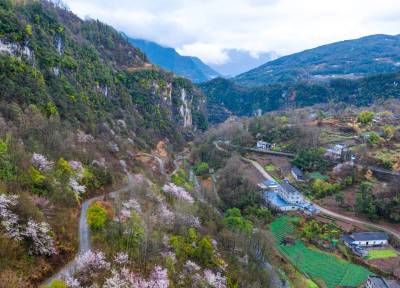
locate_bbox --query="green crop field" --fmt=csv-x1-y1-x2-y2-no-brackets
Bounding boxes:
270,216,371,288
367,249,398,260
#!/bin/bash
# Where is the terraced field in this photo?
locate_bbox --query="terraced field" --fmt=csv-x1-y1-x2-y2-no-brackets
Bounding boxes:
270,216,371,288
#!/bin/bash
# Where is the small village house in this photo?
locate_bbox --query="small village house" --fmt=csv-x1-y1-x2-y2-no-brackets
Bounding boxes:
365,275,400,288
256,140,274,150
279,179,304,204
324,144,347,161
341,232,389,248
291,166,304,181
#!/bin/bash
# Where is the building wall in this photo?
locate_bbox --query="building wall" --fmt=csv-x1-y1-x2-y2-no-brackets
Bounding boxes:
354,240,388,247
280,205,300,211
365,279,374,288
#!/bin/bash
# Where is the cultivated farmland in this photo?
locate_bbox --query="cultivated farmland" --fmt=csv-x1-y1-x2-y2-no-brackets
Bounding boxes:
271,216,371,288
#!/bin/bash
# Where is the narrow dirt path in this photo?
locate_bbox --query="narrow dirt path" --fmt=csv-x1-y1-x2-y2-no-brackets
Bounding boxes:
135,152,167,176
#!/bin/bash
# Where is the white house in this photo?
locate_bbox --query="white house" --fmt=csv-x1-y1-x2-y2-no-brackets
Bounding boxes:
279,180,304,204
256,140,268,150
256,140,274,150
342,232,389,248
325,144,347,160
263,179,279,191
365,275,400,288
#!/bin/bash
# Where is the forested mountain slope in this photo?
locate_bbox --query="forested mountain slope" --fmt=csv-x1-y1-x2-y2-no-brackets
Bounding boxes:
0,0,207,285
234,34,400,87
200,73,400,124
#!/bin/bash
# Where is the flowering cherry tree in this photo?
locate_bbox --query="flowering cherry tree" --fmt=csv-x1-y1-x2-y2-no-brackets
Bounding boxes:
103,266,169,288
146,265,169,288
120,198,141,220
204,269,227,288
23,218,56,256
162,183,194,204
103,268,134,288
69,161,83,174
114,252,129,265
31,153,53,171
158,203,174,224
76,250,110,274
69,178,86,194
67,160,86,195
64,274,80,288
0,194,21,239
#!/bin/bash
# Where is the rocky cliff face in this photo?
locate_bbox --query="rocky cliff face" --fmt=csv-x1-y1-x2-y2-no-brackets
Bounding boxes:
0,0,207,148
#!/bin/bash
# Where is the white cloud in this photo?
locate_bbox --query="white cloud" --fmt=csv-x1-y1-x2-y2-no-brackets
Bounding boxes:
63,0,400,64
177,43,229,64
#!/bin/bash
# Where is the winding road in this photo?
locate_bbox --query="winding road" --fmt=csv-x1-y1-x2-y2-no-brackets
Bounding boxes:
214,141,289,288
135,152,166,176
214,140,400,241
43,174,135,286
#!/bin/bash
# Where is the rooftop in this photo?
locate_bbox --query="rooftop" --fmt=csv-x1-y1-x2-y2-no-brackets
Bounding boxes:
263,179,278,187
281,181,300,195
368,276,400,288
351,232,388,242
291,166,304,177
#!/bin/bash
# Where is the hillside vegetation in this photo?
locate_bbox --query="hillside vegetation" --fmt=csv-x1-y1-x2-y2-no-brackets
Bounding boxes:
0,0,208,285
235,34,400,87
200,73,400,123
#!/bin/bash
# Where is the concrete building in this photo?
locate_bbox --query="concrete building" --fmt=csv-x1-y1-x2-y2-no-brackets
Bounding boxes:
342,232,389,247
325,144,347,160
256,140,274,150
279,179,304,204
365,275,400,288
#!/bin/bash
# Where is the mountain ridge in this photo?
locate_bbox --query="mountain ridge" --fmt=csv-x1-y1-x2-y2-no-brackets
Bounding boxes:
127,37,220,83
234,34,400,87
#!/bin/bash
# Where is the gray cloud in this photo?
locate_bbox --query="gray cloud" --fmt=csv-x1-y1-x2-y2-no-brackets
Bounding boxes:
63,0,400,64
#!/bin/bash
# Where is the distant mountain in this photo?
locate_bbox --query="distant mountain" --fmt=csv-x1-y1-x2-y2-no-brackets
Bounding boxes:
209,49,278,77
234,34,400,87
127,38,220,83
200,73,400,124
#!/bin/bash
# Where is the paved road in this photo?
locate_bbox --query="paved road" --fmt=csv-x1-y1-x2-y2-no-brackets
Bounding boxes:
214,141,289,288
313,203,400,241
244,155,400,242
43,174,135,286
215,140,400,241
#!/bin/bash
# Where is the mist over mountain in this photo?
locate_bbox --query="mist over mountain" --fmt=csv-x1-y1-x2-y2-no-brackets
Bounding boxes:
209,49,279,77
200,34,400,123
127,37,220,83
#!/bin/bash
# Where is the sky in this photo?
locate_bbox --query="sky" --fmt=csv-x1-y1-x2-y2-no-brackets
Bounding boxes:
63,0,400,65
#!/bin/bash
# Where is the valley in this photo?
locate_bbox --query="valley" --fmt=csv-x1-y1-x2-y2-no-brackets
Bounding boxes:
1,1,400,288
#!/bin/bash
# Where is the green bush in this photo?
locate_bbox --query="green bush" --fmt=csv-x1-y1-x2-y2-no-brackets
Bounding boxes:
45,280,67,288
357,111,374,125
223,208,253,235
170,228,217,268
292,148,327,172
87,202,109,231
171,169,193,190
312,179,342,198
193,162,209,177
367,131,380,146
